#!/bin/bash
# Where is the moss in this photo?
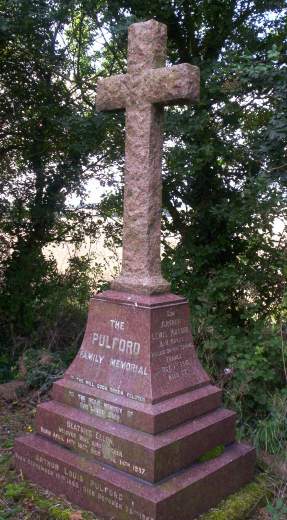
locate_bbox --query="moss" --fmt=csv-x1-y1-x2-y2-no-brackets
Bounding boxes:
200,476,269,520
3,481,72,518
32,496,52,510
197,445,225,463
2,438,14,449
4,482,30,500
0,452,12,472
48,506,72,520
30,493,72,518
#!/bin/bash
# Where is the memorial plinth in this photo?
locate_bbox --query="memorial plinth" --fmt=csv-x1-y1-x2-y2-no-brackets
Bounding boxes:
14,18,255,520
15,290,255,518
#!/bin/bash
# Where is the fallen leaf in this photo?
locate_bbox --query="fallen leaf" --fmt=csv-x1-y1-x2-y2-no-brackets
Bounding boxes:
69,512,84,520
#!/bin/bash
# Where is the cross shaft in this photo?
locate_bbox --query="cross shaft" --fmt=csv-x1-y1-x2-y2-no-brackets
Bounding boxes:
97,20,199,295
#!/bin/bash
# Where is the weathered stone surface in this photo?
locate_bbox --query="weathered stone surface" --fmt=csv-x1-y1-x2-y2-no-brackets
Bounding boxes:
15,435,256,520
128,18,167,73
96,20,200,295
96,64,200,111
36,401,236,482
64,290,210,405
53,379,222,434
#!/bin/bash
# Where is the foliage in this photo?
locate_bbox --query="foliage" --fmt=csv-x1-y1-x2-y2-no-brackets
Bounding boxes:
266,499,287,520
100,0,287,320
0,0,286,450
253,391,287,456
23,349,65,392
0,0,122,372
1,479,90,519
4,483,27,501
196,318,286,421
0,253,101,382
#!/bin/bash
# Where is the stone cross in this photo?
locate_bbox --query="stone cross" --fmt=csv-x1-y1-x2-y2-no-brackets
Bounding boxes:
97,19,199,295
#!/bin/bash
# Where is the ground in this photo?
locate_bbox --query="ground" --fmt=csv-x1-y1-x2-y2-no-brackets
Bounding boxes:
0,390,285,520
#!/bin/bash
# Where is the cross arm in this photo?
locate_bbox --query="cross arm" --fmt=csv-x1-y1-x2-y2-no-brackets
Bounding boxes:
96,73,129,111
144,63,200,106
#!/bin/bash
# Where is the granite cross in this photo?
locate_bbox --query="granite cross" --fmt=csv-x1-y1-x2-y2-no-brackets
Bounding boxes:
97,19,199,295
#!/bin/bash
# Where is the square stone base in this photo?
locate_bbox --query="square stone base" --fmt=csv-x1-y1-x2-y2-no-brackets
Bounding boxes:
14,289,256,518
15,434,255,520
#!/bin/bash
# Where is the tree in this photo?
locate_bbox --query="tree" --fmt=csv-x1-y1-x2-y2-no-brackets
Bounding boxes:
0,0,121,366
92,0,287,323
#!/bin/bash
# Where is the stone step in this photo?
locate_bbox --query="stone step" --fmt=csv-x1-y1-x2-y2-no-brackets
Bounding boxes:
36,400,236,483
14,434,255,520
53,378,222,434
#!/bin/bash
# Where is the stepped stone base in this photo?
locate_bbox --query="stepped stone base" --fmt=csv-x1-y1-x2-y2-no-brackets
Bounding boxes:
52,379,222,434
14,290,256,518
36,400,236,482
15,435,255,520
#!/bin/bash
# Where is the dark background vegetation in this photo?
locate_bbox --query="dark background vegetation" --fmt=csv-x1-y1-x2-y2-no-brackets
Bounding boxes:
0,0,286,455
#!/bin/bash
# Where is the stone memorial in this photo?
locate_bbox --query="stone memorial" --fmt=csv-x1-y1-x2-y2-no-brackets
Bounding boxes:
14,19,255,520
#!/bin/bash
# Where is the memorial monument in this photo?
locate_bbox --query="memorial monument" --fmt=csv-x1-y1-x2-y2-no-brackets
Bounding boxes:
14,19,255,520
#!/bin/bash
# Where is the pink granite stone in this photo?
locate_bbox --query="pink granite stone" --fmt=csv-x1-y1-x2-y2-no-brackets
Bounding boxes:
52,379,222,434
14,285,255,516
64,291,210,405
36,400,236,482
15,435,256,520
96,20,199,295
